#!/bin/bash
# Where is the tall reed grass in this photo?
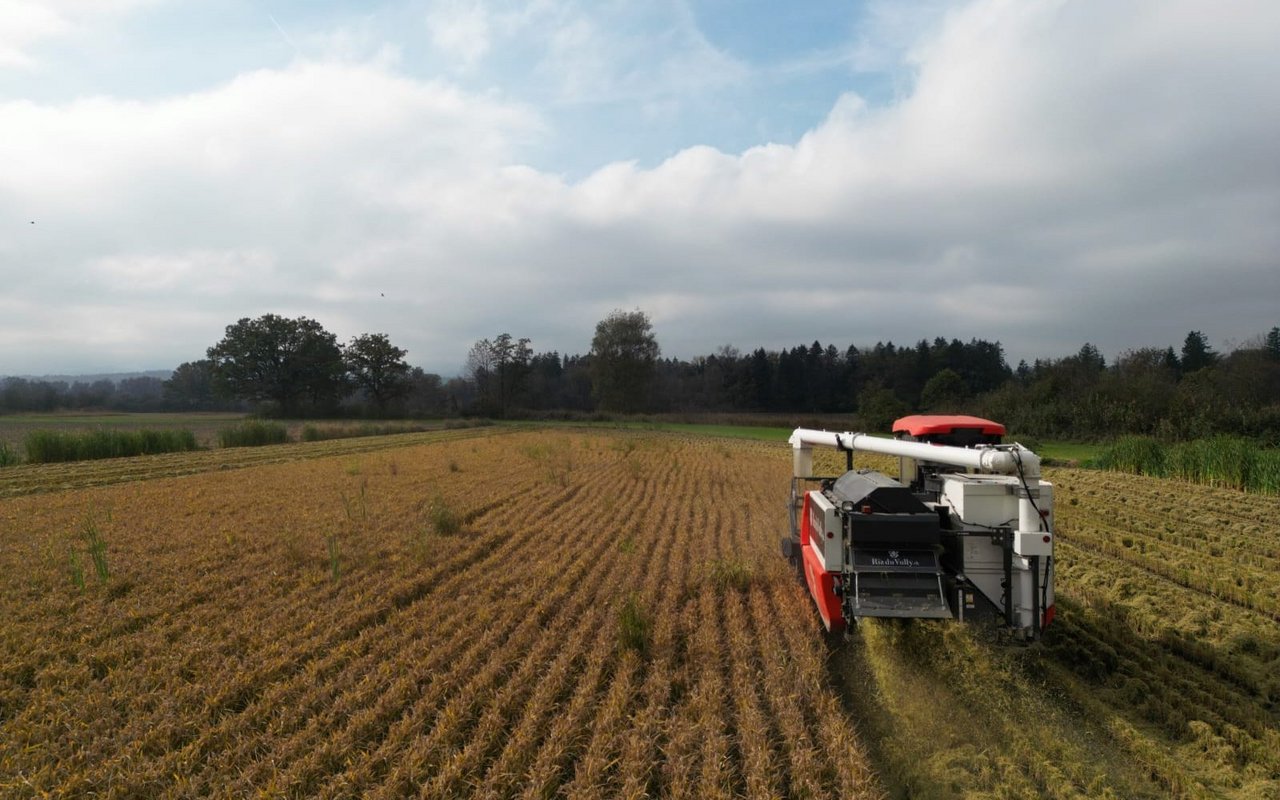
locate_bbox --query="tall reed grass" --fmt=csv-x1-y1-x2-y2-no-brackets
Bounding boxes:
217,421,290,448
25,428,198,463
301,422,431,442
1097,435,1280,494
1095,436,1165,476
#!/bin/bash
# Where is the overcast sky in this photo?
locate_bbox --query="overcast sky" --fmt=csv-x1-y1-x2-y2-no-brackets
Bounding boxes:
2,0,1278,377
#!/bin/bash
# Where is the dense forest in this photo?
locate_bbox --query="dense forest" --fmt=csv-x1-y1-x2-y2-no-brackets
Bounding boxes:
3,322,1278,443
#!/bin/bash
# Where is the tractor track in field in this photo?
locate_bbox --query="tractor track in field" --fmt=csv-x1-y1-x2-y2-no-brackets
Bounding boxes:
825,625,913,800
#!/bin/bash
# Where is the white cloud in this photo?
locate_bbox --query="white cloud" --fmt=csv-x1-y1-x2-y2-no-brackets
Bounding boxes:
0,59,543,371
425,0,493,68
0,2,67,68
0,0,157,69
419,0,748,105
2,0,1278,375
534,1,747,105
850,0,961,74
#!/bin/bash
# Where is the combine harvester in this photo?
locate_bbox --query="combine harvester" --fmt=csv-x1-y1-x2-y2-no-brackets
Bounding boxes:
784,415,1054,640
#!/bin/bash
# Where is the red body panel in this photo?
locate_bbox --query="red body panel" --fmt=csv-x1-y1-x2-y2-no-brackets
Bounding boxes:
892,414,1006,437
800,492,845,633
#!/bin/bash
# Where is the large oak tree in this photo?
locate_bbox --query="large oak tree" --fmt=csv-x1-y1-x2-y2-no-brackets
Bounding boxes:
207,314,345,415
346,333,411,414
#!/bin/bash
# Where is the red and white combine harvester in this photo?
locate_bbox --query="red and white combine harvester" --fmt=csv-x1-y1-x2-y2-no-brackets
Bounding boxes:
783,415,1054,640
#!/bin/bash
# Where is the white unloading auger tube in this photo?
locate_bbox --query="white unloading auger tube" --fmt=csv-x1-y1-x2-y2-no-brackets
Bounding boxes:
788,428,1040,479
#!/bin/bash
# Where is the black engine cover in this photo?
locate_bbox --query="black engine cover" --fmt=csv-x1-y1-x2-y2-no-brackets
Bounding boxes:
828,470,942,547
830,470,929,513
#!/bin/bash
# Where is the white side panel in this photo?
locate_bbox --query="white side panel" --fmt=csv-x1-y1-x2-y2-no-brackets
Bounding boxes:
1013,482,1054,556
806,491,842,571
793,446,813,478
943,474,1054,635
1014,531,1052,556
941,474,1020,528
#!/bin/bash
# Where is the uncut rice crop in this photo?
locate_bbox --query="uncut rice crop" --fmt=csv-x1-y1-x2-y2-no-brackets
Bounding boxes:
1168,436,1256,491
1255,450,1280,495
1097,435,1167,476
217,420,290,447
300,422,433,442
24,428,198,463
1100,435,1279,495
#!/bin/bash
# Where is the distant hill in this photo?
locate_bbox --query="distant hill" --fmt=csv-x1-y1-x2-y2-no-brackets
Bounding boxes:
3,370,175,384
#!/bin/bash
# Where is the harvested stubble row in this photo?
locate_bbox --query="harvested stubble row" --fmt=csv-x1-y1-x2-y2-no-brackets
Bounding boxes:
827,463,1280,799
0,426,501,500
0,430,883,798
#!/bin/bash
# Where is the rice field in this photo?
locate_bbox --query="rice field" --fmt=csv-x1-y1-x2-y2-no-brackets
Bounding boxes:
1,428,1278,798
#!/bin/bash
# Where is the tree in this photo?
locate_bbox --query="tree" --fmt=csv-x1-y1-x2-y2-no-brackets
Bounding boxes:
69,379,113,409
1076,343,1106,373
465,338,495,411
525,352,565,410
0,377,61,411
403,368,448,417
207,314,345,416
346,333,410,415
748,348,774,410
115,376,165,411
164,360,219,410
1180,330,1218,373
590,309,660,413
857,382,908,431
1265,327,1280,361
466,333,532,417
493,333,533,417
920,368,966,411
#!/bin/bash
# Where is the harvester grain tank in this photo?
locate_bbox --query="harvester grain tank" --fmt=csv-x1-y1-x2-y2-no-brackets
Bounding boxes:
783,415,1054,639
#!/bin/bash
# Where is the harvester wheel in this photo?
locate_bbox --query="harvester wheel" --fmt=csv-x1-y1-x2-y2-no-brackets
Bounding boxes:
781,537,804,582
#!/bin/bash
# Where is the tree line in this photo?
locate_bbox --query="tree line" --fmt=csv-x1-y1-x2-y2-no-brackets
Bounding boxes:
983,331,1280,442
3,313,1278,442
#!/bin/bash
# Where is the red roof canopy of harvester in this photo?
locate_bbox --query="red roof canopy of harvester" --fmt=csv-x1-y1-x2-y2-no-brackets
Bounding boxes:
892,415,1006,437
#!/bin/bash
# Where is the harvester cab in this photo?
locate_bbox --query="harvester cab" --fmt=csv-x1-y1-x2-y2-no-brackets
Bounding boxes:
783,415,1054,640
